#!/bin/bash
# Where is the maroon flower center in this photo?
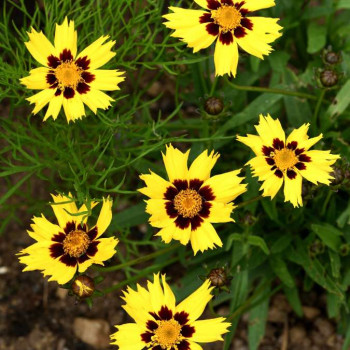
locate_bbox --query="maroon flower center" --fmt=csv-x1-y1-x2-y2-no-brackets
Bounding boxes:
199,1,253,44
46,49,95,99
263,139,312,180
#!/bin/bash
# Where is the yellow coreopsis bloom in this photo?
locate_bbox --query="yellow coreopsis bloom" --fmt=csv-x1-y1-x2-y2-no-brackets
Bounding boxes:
163,0,282,77
18,194,118,285
139,144,247,254
237,114,340,207
110,274,231,350
20,17,125,122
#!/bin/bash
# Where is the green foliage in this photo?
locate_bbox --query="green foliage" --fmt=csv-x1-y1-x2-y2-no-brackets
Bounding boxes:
1,0,350,349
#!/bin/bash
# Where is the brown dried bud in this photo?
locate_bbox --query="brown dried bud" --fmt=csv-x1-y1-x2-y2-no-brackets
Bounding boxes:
320,69,338,88
324,51,341,65
208,268,229,287
204,97,224,115
331,167,344,185
308,240,325,257
72,275,94,298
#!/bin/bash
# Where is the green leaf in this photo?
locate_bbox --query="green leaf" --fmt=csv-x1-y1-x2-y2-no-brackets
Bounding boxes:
337,0,350,9
311,223,342,251
284,286,303,317
269,255,295,288
248,287,270,350
327,292,341,318
326,80,350,118
247,236,270,255
307,22,327,54
112,203,147,228
271,234,293,254
328,250,341,278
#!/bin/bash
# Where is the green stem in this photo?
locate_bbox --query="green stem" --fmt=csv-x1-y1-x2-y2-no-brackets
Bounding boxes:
312,89,326,133
236,196,262,209
227,79,319,101
102,258,179,294
94,242,181,273
209,76,219,96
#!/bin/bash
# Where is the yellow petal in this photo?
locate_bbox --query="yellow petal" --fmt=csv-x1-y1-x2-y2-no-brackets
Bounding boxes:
78,201,98,224
27,89,56,115
176,279,213,322
148,273,167,314
286,123,310,145
201,170,247,203
188,150,220,182
214,39,239,77
96,197,113,237
163,8,216,53
191,318,231,342
77,259,94,273
121,284,153,325
54,17,77,58
283,172,303,207
20,67,50,90
90,69,125,91
77,35,116,70
242,0,276,12
146,199,175,228
193,0,209,9
259,171,284,199
172,224,191,245
161,274,176,311
190,221,222,255
51,193,78,228
86,237,118,265
62,94,86,123
79,87,114,114
155,224,176,244
25,28,56,66
236,17,282,60
300,150,339,185
299,134,323,151
188,342,204,350
255,114,285,147
162,144,189,182
18,241,77,285
247,156,272,181
139,171,174,199
237,134,264,156
207,201,234,223
28,214,62,241
43,93,63,121
110,323,144,349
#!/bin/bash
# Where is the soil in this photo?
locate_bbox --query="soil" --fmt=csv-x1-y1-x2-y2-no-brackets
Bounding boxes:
0,207,345,350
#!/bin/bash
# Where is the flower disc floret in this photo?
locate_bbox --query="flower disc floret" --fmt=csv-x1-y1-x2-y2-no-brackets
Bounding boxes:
63,230,90,258
174,189,203,218
273,148,298,171
212,5,242,31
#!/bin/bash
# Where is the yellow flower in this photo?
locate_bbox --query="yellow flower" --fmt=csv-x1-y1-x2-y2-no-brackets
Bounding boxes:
163,0,282,77
110,274,231,350
139,144,247,254
20,17,125,123
18,194,118,285
237,114,340,207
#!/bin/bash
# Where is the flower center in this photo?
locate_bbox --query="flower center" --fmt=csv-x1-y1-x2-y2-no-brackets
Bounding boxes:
55,61,82,89
211,5,242,31
154,320,182,348
174,189,202,218
273,148,298,171
63,230,90,258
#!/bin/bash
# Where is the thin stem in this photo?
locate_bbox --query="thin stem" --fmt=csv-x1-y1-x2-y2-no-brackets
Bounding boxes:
209,76,220,96
227,79,318,101
102,257,179,294
236,196,262,209
94,242,181,273
312,89,326,133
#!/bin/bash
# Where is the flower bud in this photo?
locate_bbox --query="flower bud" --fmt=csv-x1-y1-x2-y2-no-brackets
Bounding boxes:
308,239,325,257
208,267,230,288
340,244,350,257
72,275,95,298
204,97,224,115
331,167,344,186
320,69,338,88
324,50,341,65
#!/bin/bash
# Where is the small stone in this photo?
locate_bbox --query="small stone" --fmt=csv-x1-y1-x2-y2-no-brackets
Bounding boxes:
302,306,320,319
56,287,68,300
289,326,306,344
73,318,110,349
